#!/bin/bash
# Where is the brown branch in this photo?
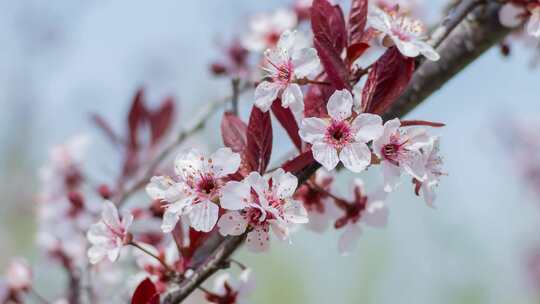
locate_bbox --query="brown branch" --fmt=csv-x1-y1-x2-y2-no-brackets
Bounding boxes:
162,2,510,303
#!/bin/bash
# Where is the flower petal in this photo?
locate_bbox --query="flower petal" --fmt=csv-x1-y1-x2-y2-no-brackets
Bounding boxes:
527,10,540,37
413,40,440,61
339,142,372,173
188,200,219,232
283,199,309,224
352,113,384,142
254,81,281,112
217,211,249,236
338,224,361,256
174,148,204,179
210,148,241,177
246,226,270,252
299,117,328,143
292,47,320,78
101,201,121,230
88,246,107,264
499,3,525,28
327,89,353,121
382,161,401,192
220,181,251,210
312,142,339,171
271,168,298,199
281,83,304,111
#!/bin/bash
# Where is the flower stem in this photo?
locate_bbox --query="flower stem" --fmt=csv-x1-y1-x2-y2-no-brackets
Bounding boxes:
129,241,174,273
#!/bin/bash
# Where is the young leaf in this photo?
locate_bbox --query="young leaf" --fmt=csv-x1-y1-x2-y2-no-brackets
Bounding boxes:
131,278,158,304
149,97,175,146
221,112,248,153
364,47,415,115
348,0,368,48
246,106,273,173
128,88,147,150
271,100,302,151
311,0,350,90
282,150,315,174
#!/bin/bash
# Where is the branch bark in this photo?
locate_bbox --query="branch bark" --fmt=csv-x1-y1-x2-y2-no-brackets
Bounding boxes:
162,2,509,303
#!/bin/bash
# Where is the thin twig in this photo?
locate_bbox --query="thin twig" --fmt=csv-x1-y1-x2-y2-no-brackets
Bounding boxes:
129,241,174,273
231,78,240,116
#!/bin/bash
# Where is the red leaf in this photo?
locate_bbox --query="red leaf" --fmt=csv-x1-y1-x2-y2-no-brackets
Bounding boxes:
365,47,415,115
149,97,175,146
361,63,379,113
400,120,446,128
131,278,158,304
346,42,369,65
246,106,273,173
282,150,315,174
348,0,368,46
221,112,248,153
271,101,302,151
128,89,147,150
304,78,334,118
181,229,211,264
311,0,350,90
171,221,184,258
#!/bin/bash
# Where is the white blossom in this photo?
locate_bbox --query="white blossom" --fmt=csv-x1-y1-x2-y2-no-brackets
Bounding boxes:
242,9,298,52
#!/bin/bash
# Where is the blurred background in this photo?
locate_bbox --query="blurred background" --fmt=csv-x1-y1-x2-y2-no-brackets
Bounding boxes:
1,0,539,303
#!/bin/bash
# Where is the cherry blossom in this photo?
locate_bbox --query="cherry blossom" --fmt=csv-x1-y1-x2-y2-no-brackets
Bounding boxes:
414,137,445,207
146,148,241,233
254,30,320,113
5,259,32,292
299,89,384,172
134,243,179,293
335,180,389,255
372,118,431,192
368,5,440,61
499,1,540,37
241,9,298,52
87,201,133,264
217,169,308,252
294,169,341,232
205,269,254,304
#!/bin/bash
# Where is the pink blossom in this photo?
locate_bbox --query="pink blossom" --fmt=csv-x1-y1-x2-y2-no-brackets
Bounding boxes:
146,148,241,233
372,118,431,192
217,169,308,252
368,5,439,60
87,201,133,264
254,30,320,113
206,269,255,304
5,258,32,292
414,137,445,207
299,90,384,172
241,9,298,52
499,2,540,37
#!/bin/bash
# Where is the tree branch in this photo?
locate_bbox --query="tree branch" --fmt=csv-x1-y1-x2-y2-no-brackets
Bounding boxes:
162,2,510,303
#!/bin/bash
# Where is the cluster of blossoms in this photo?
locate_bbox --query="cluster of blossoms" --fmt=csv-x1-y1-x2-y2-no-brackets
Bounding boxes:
1,1,452,303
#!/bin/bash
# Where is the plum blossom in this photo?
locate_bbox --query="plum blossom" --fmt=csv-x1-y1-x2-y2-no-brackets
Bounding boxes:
217,169,308,252
335,180,389,255
294,169,340,232
372,118,431,192
299,90,384,172
146,148,241,233
414,137,445,207
205,269,255,304
241,9,298,52
499,1,540,37
5,259,32,292
254,30,320,113
368,5,439,61
87,201,133,264
134,243,179,293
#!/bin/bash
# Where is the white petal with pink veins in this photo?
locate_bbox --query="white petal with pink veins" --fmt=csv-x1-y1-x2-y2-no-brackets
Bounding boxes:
102,201,122,231
312,142,339,171
88,246,107,264
283,199,309,224
161,207,182,233
352,113,384,142
413,40,440,61
393,38,421,58
174,148,204,180
146,176,182,202
245,171,268,198
499,3,526,28
327,89,353,121
299,117,328,143
246,226,271,252
86,223,109,244
277,30,296,55
382,161,401,192
270,221,290,242
254,81,281,112
339,142,372,173
281,83,303,111
220,181,251,210
527,10,540,37
271,169,298,199
373,118,401,156
217,212,249,236
293,47,320,78
210,148,241,177
338,224,361,256
188,200,219,232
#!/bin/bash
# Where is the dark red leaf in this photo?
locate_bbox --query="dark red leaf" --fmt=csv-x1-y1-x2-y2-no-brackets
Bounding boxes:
348,0,368,46
91,114,119,144
246,107,273,173
171,221,184,257
128,89,147,150
365,47,415,115
181,229,211,263
282,150,315,174
148,294,159,304
361,63,379,113
271,101,302,151
311,0,350,90
149,97,175,146
221,112,248,153
131,278,158,304
346,42,370,65
400,120,446,128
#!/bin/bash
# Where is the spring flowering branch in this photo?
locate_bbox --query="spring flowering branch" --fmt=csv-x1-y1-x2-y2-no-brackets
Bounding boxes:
1,0,529,303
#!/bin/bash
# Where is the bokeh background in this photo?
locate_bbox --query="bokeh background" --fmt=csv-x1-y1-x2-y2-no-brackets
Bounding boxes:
1,1,539,303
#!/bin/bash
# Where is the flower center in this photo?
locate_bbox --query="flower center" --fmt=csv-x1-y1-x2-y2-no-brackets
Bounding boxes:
325,120,353,149
196,175,217,196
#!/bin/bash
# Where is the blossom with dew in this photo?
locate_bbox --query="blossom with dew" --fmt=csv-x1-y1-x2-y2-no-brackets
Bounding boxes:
372,118,431,192
254,30,320,113
299,89,384,172
217,169,308,252
335,180,388,255
294,169,341,233
87,201,133,264
368,5,439,61
146,148,241,233
414,136,444,207
5,258,32,292
241,9,298,52
499,1,540,37
205,269,254,304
